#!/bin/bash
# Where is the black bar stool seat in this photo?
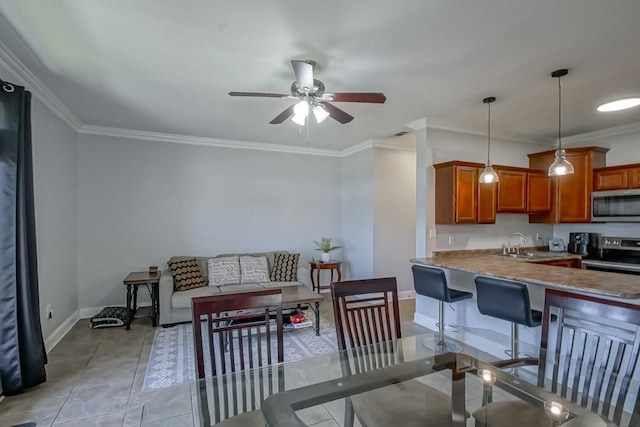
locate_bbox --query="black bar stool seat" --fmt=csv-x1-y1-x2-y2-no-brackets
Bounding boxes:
474,276,542,357
412,265,473,352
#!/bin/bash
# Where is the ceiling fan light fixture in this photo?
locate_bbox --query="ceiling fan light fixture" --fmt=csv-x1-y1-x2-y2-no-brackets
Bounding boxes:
291,113,306,126
313,105,330,123
597,98,640,112
293,100,309,117
480,96,499,184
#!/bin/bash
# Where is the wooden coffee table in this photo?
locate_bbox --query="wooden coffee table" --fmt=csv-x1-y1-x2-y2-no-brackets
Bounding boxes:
280,286,324,336
219,286,324,335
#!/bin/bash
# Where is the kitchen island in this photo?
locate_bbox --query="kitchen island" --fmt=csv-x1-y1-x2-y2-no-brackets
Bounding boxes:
410,254,640,299
409,252,640,360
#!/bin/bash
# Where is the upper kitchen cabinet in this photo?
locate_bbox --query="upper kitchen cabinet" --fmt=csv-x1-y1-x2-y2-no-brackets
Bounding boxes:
527,172,552,213
477,169,497,224
593,163,640,190
528,147,608,223
434,161,479,224
496,168,527,213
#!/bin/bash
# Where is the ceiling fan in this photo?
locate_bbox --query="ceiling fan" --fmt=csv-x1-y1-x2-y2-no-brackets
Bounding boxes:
229,60,386,125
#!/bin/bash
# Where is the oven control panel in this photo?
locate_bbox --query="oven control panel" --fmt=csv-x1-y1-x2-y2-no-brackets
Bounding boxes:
601,236,640,251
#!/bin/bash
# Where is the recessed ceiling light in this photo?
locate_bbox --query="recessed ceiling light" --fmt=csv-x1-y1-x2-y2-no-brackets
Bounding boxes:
597,98,640,112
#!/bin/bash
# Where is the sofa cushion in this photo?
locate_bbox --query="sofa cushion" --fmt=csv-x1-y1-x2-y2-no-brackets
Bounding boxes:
270,253,300,281
260,281,303,289
208,256,241,286
168,256,209,281
217,251,282,272
168,258,207,292
172,285,220,309
239,256,269,283
216,283,266,294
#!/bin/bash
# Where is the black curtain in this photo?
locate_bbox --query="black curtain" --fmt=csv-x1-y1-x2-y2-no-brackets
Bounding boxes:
0,79,47,395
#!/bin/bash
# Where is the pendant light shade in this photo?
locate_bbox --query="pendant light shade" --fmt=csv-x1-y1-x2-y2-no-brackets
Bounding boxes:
479,96,499,184
548,69,574,177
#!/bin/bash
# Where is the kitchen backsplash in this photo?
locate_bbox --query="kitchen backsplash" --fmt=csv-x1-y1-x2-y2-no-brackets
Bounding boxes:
435,214,553,251
553,223,640,243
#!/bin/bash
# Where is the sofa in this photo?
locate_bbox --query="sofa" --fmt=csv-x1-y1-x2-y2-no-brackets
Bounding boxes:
159,251,310,326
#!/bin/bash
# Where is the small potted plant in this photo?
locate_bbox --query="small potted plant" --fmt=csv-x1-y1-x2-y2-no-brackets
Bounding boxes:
314,237,342,262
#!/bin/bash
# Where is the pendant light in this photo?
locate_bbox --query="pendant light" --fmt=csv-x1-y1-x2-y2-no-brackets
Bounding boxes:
479,96,499,184
548,69,574,176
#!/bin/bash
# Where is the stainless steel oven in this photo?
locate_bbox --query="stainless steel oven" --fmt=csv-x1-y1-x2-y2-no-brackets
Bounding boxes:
581,236,640,275
591,189,640,222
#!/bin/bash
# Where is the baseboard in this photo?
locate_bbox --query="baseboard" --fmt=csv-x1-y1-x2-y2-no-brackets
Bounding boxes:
79,302,151,319
45,310,79,353
398,290,416,300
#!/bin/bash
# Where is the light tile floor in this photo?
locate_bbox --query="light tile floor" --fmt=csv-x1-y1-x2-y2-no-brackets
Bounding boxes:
0,296,427,427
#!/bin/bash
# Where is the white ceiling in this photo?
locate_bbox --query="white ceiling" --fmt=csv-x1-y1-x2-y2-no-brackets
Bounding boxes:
1,0,640,150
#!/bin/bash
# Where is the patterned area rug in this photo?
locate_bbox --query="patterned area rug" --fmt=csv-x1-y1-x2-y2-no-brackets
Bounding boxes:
142,317,338,392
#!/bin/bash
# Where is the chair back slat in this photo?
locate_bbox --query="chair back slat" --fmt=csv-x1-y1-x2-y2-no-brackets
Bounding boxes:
541,289,640,427
331,277,402,375
191,289,284,424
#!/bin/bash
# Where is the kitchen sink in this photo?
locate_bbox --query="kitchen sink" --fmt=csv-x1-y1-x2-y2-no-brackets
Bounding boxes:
500,252,566,259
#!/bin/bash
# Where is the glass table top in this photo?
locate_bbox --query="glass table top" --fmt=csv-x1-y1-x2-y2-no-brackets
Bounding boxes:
141,332,611,427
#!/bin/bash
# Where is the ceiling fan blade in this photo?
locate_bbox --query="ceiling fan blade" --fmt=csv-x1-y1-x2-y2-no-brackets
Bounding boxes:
269,105,296,124
320,101,354,124
326,92,387,103
229,92,289,98
291,60,314,92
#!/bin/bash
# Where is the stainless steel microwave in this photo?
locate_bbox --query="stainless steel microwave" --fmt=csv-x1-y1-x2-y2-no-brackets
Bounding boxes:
591,189,640,222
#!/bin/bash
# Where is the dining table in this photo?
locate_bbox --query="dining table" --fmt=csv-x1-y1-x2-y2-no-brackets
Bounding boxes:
140,331,612,426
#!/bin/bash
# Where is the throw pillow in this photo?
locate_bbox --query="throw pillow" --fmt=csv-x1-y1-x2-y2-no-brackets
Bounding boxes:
208,256,241,286
168,258,207,292
270,253,300,282
239,256,269,284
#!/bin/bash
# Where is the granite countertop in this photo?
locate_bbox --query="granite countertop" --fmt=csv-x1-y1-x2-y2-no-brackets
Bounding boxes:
410,254,640,300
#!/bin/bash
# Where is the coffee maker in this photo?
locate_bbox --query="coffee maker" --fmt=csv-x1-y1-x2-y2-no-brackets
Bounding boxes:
568,232,599,255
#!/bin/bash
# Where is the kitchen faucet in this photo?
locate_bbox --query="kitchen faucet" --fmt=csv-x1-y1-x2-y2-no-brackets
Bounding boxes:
508,233,528,254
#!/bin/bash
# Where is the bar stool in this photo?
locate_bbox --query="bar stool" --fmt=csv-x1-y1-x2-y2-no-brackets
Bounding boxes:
412,265,473,352
474,276,542,358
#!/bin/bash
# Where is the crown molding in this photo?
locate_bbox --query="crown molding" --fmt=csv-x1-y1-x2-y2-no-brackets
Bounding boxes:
0,40,82,131
562,122,640,145
426,122,550,146
339,140,374,157
79,125,343,157
406,118,427,130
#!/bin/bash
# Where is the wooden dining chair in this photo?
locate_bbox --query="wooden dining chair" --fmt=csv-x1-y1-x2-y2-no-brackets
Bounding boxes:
331,277,460,427
191,289,284,427
474,289,640,427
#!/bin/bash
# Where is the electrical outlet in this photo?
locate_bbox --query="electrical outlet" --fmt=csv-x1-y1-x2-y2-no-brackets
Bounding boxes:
536,233,540,241
429,228,437,239
448,235,454,245
46,304,53,320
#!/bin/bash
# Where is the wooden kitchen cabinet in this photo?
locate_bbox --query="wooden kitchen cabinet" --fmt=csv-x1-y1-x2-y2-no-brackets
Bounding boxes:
594,168,628,190
496,169,527,213
528,147,608,223
434,162,478,224
535,258,582,268
631,167,640,188
593,163,640,190
527,172,552,213
477,170,497,224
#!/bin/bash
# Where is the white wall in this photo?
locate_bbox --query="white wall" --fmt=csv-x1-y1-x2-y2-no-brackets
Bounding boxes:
428,128,554,251
30,97,79,341
76,134,342,308
341,149,374,280
373,145,416,294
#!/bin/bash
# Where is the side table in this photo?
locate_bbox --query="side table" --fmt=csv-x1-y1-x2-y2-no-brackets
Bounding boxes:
309,261,342,293
123,271,161,330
